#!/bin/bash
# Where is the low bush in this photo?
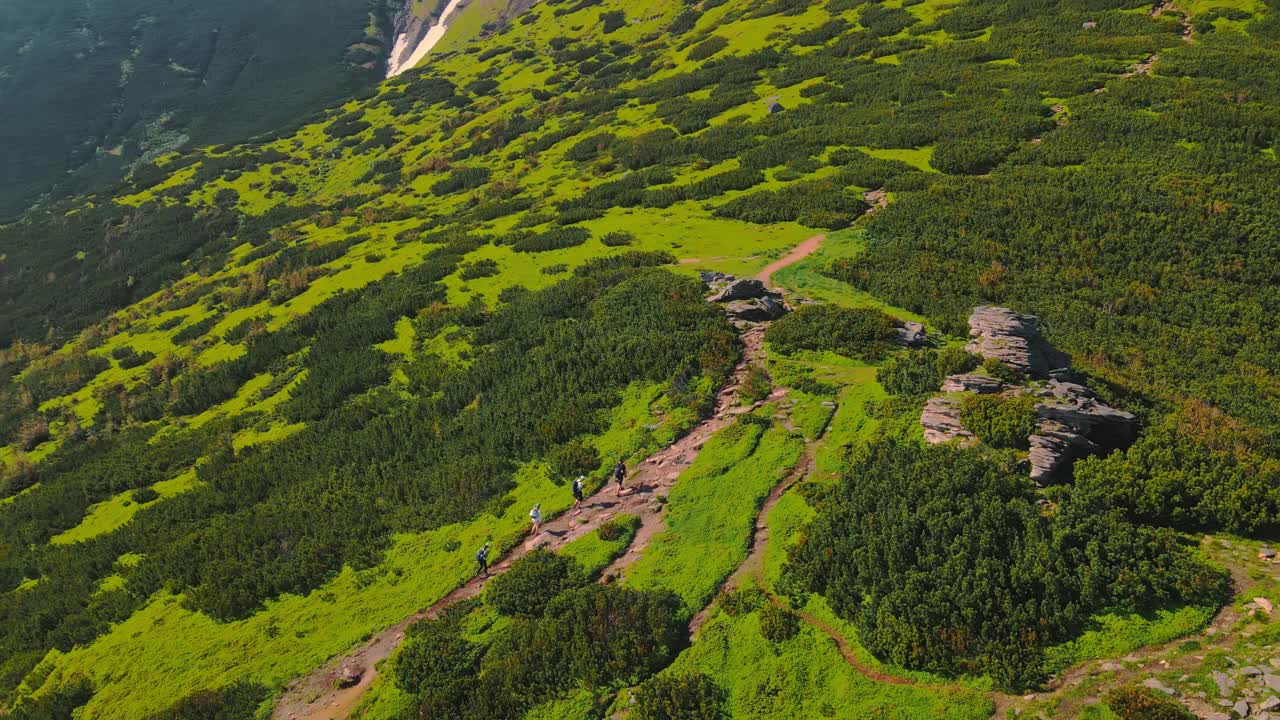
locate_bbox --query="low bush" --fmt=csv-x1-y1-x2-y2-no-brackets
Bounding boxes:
765,305,897,358
633,672,726,720
484,549,585,618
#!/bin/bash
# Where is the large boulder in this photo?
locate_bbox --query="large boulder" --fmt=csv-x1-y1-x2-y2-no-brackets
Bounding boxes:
724,296,786,323
895,321,927,347
921,396,976,445
965,306,1070,379
708,278,771,303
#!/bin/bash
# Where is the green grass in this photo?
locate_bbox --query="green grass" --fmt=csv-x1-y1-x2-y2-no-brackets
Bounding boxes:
1043,605,1218,674
857,145,937,172
559,514,640,579
651,606,994,719
49,469,202,546
768,230,928,325
623,416,804,612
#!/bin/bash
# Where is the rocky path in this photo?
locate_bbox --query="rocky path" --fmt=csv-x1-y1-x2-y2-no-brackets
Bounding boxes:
755,234,824,288
273,237,828,720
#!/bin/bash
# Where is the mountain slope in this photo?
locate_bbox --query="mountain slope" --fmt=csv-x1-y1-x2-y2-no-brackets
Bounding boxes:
0,0,394,215
2,0,1280,717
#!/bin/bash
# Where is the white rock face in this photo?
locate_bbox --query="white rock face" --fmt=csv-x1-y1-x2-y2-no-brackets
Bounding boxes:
386,0,468,78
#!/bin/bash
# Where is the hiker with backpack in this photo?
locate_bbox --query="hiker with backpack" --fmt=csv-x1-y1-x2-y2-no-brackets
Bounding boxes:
612,459,627,495
572,476,585,513
475,541,491,578
530,503,542,535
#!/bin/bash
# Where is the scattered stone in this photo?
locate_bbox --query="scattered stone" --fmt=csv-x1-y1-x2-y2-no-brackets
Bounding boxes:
1259,547,1276,560
1263,696,1280,711
335,665,363,688
941,373,1006,394
1256,597,1274,614
1207,713,1232,720
1245,667,1265,677
1236,699,1252,717
1100,661,1122,672
1265,675,1280,692
1215,671,1238,697
1143,678,1177,696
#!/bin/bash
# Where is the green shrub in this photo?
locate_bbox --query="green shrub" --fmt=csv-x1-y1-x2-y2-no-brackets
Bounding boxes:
634,672,726,720
958,393,1039,449
132,487,161,504
877,347,980,396
600,231,635,247
1104,685,1194,720
548,439,600,482
687,36,729,62
719,586,766,616
758,603,799,643
765,305,897,358
485,549,586,617
738,365,772,405
460,259,500,281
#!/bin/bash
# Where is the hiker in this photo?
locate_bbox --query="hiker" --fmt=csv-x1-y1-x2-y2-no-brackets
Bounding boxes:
613,459,627,495
475,541,491,578
572,475,585,512
530,503,542,535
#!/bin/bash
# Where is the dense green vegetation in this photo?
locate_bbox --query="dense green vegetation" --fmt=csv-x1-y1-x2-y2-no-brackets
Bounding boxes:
2,0,1278,714
782,438,1229,689
395,552,687,720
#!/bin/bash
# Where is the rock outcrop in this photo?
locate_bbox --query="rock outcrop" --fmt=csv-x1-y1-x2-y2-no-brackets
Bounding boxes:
724,296,786,323
921,397,975,445
965,306,1069,379
896,321,927,347
923,306,1136,483
703,273,788,325
1027,378,1136,482
708,278,771,303
941,373,1005,394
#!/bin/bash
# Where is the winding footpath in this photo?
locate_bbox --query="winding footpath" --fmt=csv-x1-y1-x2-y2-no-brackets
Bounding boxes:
272,237,827,720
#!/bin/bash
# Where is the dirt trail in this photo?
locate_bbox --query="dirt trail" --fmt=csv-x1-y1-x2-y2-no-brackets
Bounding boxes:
273,237,827,720
755,234,824,288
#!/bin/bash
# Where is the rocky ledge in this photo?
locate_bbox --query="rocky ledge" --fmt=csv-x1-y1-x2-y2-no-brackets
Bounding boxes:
924,307,1136,483
702,273,788,325
966,306,1070,379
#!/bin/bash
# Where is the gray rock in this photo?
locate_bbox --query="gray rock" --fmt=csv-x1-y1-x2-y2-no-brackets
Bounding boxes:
1216,670,1239,697
1028,425,1099,484
895,321,927,347
336,664,363,688
1262,696,1280,711
965,306,1070,379
1236,699,1252,717
723,296,786,323
1207,713,1232,720
1265,675,1280,692
1143,678,1177,696
941,373,1005,394
709,278,770,302
921,396,976,445
1245,667,1265,677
